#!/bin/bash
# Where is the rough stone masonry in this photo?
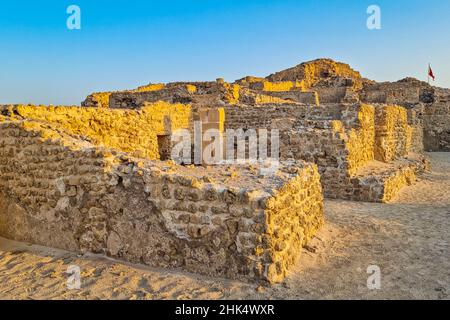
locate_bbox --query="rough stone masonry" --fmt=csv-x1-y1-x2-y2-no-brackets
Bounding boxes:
1,58,447,283
0,105,324,283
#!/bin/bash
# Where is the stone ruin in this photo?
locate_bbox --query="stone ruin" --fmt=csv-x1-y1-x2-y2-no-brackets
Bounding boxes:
1,58,449,283
0,104,324,283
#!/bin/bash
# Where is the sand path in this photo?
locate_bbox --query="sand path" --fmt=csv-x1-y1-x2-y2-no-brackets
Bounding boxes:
1,153,449,300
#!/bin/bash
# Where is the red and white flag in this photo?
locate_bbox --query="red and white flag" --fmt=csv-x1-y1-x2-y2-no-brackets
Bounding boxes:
428,65,435,81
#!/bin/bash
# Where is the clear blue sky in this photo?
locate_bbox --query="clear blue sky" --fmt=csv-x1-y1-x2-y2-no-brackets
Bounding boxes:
0,0,449,105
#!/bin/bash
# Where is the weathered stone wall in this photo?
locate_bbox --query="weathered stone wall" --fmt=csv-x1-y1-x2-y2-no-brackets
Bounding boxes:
0,103,191,160
224,104,372,198
352,154,429,202
258,91,319,105
356,78,450,152
249,81,301,92
107,81,241,109
281,105,376,199
224,103,373,172
407,108,424,154
314,87,347,103
223,102,426,202
0,119,324,283
419,102,450,151
108,87,194,109
360,78,432,106
224,103,312,130
374,105,411,162
266,59,364,91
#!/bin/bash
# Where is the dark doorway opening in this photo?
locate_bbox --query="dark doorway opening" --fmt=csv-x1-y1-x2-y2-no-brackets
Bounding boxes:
157,135,172,161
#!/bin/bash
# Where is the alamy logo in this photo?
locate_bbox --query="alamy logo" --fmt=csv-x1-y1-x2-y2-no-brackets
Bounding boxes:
367,265,381,290
171,122,280,176
66,5,81,30
367,5,381,30
66,265,81,290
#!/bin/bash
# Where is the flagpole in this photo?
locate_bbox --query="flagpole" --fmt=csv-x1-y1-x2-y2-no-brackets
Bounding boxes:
428,63,430,85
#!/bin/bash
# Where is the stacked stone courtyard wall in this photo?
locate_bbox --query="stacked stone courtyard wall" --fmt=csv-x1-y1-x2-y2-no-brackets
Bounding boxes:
0,118,324,283
419,102,450,151
223,103,426,202
0,103,191,160
373,105,412,162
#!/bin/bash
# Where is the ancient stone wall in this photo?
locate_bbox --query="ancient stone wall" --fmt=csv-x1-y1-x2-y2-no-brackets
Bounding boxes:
0,119,324,283
224,104,312,130
249,81,302,92
374,105,411,162
108,87,193,109
314,87,347,103
258,91,319,105
266,59,364,91
419,102,450,151
407,108,424,154
223,102,426,202
350,154,429,202
106,82,241,109
224,103,373,171
0,103,191,160
360,79,428,105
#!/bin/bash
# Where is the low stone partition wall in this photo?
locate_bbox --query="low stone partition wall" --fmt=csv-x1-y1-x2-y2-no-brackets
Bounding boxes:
0,103,191,160
0,119,324,283
351,154,430,202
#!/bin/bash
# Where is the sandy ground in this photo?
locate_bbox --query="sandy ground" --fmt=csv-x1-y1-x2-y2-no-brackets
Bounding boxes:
0,152,449,300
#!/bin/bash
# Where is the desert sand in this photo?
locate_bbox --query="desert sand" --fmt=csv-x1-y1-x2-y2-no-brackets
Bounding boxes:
0,152,449,300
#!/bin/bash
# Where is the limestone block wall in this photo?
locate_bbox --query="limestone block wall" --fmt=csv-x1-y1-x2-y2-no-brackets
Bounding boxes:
108,87,194,109
0,119,324,283
339,104,376,174
352,154,429,202
420,102,450,151
224,103,374,173
259,91,319,105
224,103,379,199
0,102,191,160
374,105,411,162
107,81,241,109
224,104,312,130
223,102,426,202
360,81,418,105
282,105,375,199
314,87,348,103
245,93,293,105
249,81,302,92
266,59,363,91
407,108,424,153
